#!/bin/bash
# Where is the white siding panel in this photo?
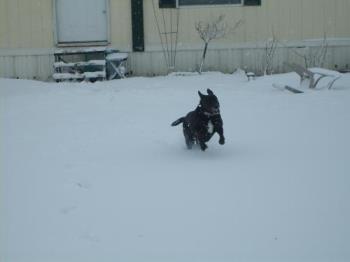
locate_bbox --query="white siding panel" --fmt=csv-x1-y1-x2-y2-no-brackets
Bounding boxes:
333,46,350,69
129,43,350,76
14,56,37,79
0,53,54,80
0,44,349,80
0,56,15,78
37,55,55,80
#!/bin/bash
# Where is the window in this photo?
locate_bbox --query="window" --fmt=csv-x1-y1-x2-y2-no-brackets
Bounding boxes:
179,0,242,6
159,0,261,8
159,0,177,8
244,0,261,5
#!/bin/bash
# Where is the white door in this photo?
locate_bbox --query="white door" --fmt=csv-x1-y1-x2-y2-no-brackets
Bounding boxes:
56,0,108,43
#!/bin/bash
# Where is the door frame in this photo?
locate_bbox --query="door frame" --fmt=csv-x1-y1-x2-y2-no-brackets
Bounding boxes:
52,0,111,47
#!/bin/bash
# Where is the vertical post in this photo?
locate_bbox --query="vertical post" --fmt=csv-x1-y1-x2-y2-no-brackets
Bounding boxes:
131,0,145,52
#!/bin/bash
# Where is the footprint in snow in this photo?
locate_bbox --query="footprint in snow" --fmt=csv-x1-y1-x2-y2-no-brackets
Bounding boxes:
80,233,100,243
60,205,78,215
74,181,91,190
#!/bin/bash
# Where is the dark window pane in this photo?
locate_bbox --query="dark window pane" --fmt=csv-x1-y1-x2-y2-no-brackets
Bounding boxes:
179,0,242,5
159,0,177,8
244,0,261,5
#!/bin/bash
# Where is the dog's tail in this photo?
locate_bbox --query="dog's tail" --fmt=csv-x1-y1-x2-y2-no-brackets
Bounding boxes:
171,117,185,126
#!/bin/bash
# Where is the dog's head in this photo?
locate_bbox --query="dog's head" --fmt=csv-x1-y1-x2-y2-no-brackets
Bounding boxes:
198,89,220,115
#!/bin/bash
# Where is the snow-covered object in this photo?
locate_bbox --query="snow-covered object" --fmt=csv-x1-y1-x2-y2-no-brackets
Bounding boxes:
52,73,84,80
1,72,350,262
82,71,106,79
53,60,106,81
309,67,342,77
232,68,248,82
52,71,106,81
54,61,76,68
246,72,256,81
54,47,117,55
105,53,128,61
77,60,106,66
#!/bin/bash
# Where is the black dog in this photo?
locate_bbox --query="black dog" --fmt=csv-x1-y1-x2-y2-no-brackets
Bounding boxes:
171,89,225,151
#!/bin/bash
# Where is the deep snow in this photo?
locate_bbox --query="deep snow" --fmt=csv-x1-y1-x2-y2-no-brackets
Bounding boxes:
1,72,350,262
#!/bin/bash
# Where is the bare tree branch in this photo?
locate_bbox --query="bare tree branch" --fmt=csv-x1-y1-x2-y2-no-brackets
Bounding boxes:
264,30,278,75
195,15,242,74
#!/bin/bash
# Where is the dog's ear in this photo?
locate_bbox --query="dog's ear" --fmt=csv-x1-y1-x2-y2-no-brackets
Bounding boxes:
207,89,214,96
198,90,204,98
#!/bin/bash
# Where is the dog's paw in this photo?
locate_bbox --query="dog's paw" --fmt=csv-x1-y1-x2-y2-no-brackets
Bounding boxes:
200,144,208,151
219,137,225,145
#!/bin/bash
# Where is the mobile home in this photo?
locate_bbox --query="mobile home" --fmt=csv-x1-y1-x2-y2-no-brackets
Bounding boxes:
0,0,349,80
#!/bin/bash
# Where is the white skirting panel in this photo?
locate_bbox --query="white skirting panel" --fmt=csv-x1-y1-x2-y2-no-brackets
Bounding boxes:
0,44,349,80
0,53,55,81
129,45,350,76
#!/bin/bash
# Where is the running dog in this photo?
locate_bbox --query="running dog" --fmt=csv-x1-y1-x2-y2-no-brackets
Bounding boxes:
171,89,225,151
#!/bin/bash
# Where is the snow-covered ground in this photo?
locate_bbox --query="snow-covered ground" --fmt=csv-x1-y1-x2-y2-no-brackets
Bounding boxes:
1,72,350,262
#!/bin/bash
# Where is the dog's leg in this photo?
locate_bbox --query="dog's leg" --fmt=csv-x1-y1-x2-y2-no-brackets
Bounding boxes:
184,132,194,149
199,141,208,151
197,130,208,151
213,116,225,145
217,126,225,145
183,126,194,149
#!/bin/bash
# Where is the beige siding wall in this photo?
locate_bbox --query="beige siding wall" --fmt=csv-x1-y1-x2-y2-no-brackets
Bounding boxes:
110,0,132,51
146,0,350,50
0,0,54,48
1,0,349,50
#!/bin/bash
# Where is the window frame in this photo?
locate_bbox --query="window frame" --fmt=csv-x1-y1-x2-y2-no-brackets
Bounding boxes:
177,0,243,8
159,0,261,8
